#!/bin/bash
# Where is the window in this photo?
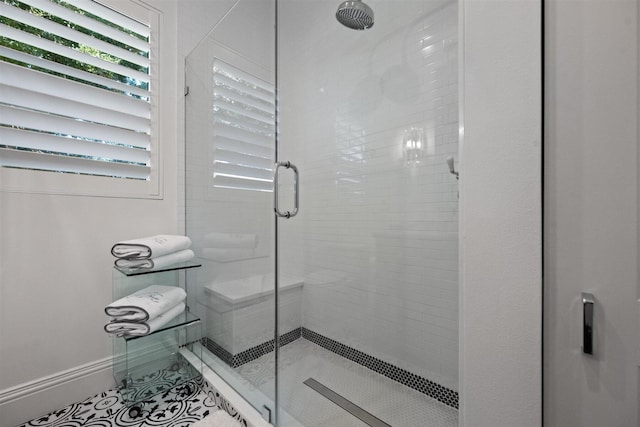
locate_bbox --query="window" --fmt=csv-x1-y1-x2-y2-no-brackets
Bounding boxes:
0,0,161,197
212,59,275,193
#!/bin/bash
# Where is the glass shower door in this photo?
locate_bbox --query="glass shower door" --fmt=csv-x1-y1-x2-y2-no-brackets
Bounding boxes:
185,0,278,419
274,1,460,426
185,1,460,425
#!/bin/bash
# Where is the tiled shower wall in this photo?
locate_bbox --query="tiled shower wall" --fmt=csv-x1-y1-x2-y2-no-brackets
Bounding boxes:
278,0,459,390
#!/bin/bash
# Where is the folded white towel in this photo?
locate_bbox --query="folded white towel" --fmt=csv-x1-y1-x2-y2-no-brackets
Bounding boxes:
104,302,185,337
191,410,241,427
204,232,258,249
105,285,186,322
114,249,195,271
111,235,192,260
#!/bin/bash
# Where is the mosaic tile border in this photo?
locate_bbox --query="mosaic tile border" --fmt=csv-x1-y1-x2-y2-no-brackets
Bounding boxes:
202,336,234,366
202,326,458,409
301,328,459,409
202,327,302,368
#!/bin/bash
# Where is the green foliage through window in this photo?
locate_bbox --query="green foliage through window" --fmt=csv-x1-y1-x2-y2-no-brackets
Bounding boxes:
0,0,149,94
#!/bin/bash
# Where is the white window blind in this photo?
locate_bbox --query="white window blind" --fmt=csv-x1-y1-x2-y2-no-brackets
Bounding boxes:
212,59,275,192
0,0,151,180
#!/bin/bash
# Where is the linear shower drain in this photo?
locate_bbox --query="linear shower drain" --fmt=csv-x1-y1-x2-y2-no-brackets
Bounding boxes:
303,378,391,427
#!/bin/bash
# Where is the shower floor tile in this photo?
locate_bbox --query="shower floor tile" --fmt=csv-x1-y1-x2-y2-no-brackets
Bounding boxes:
16,376,220,427
234,338,458,427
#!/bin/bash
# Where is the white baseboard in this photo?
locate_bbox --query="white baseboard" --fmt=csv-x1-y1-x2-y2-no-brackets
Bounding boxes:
0,357,115,427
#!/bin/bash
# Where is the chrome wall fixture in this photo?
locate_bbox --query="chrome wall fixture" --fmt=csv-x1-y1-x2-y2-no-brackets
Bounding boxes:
446,156,459,179
274,161,299,219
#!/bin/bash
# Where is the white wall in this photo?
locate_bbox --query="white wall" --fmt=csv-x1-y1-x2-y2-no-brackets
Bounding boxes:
278,0,460,390
459,0,541,426
544,0,639,425
0,1,179,425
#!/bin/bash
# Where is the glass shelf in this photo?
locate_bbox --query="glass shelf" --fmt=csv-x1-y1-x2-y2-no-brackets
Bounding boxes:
119,351,201,409
113,312,202,409
114,260,202,276
111,261,203,411
123,310,200,342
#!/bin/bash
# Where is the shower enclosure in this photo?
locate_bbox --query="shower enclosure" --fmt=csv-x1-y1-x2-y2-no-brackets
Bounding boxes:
186,1,459,425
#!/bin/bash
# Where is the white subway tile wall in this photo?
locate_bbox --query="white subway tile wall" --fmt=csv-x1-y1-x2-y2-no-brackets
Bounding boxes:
186,0,459,395
278,0,459,390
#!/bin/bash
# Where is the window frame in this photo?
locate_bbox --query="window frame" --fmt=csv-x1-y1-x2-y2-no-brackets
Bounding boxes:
0,0,164,199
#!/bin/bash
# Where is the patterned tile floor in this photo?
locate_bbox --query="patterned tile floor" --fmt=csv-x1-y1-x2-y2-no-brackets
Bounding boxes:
231,339,458,427
17,375,225,427
22,339,458,427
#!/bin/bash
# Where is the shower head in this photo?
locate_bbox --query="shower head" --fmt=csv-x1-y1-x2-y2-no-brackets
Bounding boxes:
336,0,374,30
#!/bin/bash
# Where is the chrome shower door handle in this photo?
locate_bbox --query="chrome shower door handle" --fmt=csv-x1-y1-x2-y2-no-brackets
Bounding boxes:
582,292,594,355
274,161,299,219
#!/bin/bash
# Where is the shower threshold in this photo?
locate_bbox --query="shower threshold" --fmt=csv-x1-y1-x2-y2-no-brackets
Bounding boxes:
303,378,391,427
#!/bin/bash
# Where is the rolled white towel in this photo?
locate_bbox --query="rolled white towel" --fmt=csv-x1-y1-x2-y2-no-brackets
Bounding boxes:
111,235,192,260
191,410,241,427
104,302,185,337
114,249,195,271
203,232,258,249
105,285,186,322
